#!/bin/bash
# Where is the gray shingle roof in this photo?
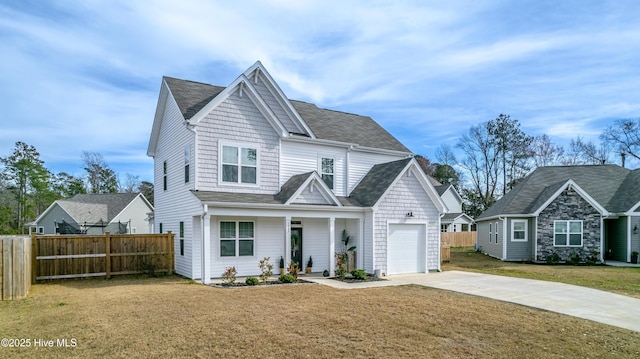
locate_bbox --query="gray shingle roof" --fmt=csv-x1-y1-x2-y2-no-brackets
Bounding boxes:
289,100,409,152
68,193,141,222
348,158,412,207
477,165,639,220
274,172,315,203
163,76,410,153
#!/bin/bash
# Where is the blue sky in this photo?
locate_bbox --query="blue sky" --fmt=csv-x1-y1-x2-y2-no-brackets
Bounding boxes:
1,0,639,183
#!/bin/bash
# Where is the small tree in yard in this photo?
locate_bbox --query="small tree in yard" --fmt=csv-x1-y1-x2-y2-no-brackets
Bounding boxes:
258,257,273,284
222,266,237,285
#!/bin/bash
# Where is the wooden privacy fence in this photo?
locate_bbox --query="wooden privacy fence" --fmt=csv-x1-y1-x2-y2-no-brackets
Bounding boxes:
1,236,31,300
441,231,477,247
32,232,174,282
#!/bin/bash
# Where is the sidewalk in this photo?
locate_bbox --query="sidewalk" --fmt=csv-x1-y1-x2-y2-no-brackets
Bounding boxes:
305,270,640,332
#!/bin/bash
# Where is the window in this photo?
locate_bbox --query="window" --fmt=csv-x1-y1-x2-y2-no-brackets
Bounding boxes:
321,158,334,189
163,161,168,191
184,146,190,183
494,222,499,243
131,227,137,234
511,220,527,242
441,224,448,233
37,227,44,234
489,223,493,241
554,220,583,246
179,222,185,256
220,221,254,257
221,145,257,184
159,223,163,234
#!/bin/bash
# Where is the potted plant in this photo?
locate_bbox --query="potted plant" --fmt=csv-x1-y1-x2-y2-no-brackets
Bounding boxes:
306,256,313,274
279,256,285,275
632,251,639,264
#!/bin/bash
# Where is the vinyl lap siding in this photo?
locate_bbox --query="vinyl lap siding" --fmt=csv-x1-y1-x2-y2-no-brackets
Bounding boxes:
505,218,533,261
210,216,285,278
196,93,280,193
114,196,153,234
477,220,503,260
280,141,346,195
631,216,640,255
374,170,441,273
291,186,332,205
301,218,330,274
153,93,201,278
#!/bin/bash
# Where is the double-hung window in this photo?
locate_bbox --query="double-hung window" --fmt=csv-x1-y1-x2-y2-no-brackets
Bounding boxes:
554,220,583,246
321,157,334,189
220,221,254,257
511,220,527,242
222,145,257,184
184,146,190,183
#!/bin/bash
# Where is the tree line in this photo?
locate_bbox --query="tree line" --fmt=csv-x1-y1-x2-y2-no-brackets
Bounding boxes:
0,142,153,234
420,117,640,218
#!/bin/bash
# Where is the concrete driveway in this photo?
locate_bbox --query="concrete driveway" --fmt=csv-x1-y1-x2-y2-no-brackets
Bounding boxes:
307,270,640,332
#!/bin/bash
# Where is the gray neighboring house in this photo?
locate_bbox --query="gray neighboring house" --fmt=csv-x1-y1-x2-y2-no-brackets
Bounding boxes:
476,165,640,263
29,193,154,235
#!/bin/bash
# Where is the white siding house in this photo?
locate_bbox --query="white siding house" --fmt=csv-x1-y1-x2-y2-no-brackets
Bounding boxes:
147,62,447,283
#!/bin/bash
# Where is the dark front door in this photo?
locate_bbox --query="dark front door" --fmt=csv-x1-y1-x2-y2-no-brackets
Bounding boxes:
291,228,303,271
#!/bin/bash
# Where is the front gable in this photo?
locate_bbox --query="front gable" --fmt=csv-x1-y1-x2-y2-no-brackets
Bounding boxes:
532,180,608,217
277,172,342,206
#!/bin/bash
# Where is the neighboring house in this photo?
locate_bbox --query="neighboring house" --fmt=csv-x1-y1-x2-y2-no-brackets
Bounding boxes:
475,165,640,263
28,193,154,235
147,61,447,283
435,183,474,232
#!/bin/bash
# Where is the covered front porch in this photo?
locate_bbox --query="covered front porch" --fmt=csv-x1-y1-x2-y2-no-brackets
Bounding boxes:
196,205,365,283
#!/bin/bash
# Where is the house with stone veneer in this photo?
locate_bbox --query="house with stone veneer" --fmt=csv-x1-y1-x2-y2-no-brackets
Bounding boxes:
475,165,640,263
146,62,448,283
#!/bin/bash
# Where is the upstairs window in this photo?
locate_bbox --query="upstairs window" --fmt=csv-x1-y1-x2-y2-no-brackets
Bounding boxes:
221,145,257,184
163,161,167,191
184,146,190,183
321,157,334,189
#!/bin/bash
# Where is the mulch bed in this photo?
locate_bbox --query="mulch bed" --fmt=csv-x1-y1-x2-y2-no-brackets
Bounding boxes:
332,274,386,283
211,278,316,288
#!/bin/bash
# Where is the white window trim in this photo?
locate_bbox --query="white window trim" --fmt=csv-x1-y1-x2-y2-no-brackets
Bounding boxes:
511,220,528,242
218,141,260,187
489,223,493,242
553,220,583,247
318,155,335,191
218,220,256,258
184,145,190,184
37,226,44,234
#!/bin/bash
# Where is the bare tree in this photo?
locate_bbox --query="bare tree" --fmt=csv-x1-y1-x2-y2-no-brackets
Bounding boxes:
600,118,640,166
563,136,610,165
120,173,141,193
530,134,564,167
82,151,118,194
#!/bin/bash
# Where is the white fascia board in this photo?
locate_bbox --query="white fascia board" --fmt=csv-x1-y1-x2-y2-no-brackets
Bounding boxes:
147,80,171,157
245,63,316,138
284,173,343,207
476,214,534,222
627,201,640,214
351,145,413,157
532,179,608,216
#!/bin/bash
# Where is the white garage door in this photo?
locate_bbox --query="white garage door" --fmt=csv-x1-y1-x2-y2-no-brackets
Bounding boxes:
387,224,426,275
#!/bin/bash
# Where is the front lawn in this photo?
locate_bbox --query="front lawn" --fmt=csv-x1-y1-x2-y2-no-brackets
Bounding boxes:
443,247,640,298
0,276,639,358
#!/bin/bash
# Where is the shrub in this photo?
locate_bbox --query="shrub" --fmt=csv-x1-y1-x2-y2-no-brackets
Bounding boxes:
288,261,300,278
279,274,296,283
586,251,599,266
245,276,259,286
335,252,348,279
222,266,237,285
545,252,560,264
567,252,581,265
258,257,273,284
351,269,367,280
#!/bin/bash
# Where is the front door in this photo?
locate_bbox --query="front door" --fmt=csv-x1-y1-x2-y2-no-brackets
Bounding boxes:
291,228,303,271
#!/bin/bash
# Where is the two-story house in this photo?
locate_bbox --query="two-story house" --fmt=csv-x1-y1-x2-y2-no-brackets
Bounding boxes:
147,62,447,283
436,183,474,232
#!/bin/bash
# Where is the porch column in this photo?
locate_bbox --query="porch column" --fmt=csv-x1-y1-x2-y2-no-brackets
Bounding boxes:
329,217,335,277
358,218,364,270
202,213,211,284
285,216,291,268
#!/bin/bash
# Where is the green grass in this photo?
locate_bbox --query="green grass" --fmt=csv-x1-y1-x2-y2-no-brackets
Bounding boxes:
443,247,640,298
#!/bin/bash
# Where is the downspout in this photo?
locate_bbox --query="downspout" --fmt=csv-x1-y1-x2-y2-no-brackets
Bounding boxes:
438,213,446,272
499,216,507,260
